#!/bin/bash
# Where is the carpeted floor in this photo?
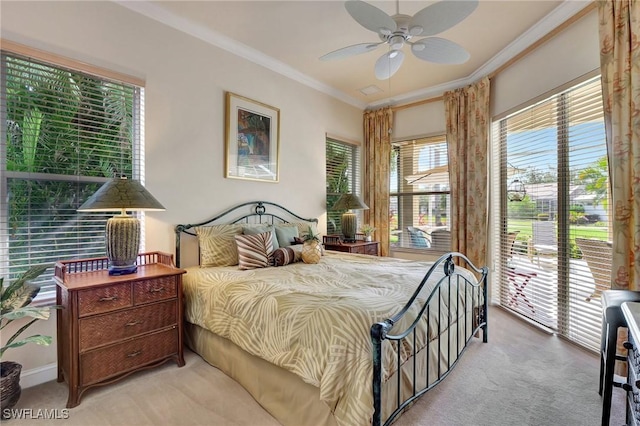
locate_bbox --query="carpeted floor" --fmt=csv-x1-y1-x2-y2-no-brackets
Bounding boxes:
4,307,625,425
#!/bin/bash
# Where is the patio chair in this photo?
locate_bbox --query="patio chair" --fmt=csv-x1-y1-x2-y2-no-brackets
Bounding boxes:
505,231,520,267
575,238,612,302
407,227,430,248
531,221,558,266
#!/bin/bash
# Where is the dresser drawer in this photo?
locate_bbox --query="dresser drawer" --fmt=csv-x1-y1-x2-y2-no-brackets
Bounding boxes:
134,276,177,305
77,283,132,317
80,327,178,386
79,300,177,351
364,243,378,256
351,245,365,254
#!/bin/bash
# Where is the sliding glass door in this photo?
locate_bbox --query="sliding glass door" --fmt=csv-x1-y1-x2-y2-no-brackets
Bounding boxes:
493,75,609,351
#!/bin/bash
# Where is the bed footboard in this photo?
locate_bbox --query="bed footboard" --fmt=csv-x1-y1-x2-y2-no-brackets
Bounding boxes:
370,252,489,426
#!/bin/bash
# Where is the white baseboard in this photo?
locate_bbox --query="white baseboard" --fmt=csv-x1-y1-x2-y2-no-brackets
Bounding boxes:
20,363,57,389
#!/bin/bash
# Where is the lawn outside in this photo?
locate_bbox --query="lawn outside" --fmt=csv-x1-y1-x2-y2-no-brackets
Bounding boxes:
508,219,609,255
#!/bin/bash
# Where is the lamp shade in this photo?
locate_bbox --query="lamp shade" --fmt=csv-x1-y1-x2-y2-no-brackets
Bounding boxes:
78,177,165,212
78,177,165,275
331,193,368,211
332,194,368,242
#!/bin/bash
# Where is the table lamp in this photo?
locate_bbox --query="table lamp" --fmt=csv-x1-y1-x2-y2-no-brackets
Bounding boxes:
78,176,165,275
332,193,368,242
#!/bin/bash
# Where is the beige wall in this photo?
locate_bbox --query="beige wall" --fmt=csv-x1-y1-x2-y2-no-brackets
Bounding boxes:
491,9,600,118
1,0,362,383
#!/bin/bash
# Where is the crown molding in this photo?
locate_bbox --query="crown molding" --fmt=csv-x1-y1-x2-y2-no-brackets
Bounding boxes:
114,0,592,112
113,0,367,110
468,0,593,82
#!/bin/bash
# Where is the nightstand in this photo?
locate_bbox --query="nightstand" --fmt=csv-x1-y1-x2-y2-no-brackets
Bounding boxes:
323,235,380,256
54,252,186,408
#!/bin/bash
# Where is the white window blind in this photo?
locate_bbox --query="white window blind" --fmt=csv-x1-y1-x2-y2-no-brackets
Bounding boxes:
326,138,361,235
492,75,608,351
1,51,143,297
390,135,450,251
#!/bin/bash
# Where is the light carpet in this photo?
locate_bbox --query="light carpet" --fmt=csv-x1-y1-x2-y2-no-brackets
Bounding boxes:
4,307,624,425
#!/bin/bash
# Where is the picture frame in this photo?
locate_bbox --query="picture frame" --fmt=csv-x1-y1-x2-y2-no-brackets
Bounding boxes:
225,92,280,183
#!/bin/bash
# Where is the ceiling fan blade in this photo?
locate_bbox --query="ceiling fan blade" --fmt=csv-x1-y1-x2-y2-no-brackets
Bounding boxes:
411,37,470,64
345,0,397,35
374,50,405,80
409,0,478,37
320,42,382,61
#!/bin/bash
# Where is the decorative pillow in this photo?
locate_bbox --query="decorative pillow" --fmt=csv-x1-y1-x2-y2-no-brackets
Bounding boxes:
242,225,279,250
195,224,243,267
275,225,299,247
235,231,274,270
273,246,301,267
289,222,319,239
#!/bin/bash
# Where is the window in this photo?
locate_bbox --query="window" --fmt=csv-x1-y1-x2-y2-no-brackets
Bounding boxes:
0,50,143,298
492,75,608,352
390,135,450,251
326,138,361,236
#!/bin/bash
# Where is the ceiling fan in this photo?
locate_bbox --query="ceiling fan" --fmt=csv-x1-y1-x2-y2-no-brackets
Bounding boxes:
320,0,479,80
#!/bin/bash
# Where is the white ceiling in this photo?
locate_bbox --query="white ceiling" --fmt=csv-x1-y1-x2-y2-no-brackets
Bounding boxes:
117,0,591,109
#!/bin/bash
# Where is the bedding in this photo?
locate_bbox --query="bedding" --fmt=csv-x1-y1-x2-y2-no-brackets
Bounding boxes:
182,251,480,426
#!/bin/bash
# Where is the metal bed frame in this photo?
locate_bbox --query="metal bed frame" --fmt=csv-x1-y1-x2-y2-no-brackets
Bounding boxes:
175,201,488,426
371,252,488,425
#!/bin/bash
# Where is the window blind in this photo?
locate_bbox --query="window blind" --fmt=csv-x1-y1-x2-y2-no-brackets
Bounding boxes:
326,138,361,236
0,52,143,297
390,135,450,251
492,75,608,351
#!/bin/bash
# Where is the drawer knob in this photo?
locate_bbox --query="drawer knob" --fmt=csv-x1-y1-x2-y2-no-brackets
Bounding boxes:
98,296,118,302
149,287,164,293
622,383,633,392
127,350,142,358
125,320,144,327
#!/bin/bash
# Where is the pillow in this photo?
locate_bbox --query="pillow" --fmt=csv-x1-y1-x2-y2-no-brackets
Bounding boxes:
235,231,274,270
243,225,279,250
273,246,301,266
195,224,243,267
275,225,299,247
288,222,319,240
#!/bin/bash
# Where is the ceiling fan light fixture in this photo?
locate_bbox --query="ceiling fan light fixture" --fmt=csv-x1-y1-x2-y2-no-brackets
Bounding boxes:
389,35,404,50
324,0,479,78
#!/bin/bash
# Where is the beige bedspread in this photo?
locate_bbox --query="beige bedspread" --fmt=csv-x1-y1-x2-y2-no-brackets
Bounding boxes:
183,252,479,426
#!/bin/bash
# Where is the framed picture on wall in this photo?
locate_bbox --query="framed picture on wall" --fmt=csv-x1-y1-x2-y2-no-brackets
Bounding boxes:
225,92,280,183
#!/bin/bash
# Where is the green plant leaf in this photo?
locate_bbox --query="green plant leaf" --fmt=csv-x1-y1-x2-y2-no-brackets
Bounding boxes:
0,335,52,359
1,264,50,305
1,306,52,321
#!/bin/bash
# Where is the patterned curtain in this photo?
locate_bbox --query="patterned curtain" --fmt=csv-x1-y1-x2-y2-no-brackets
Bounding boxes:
598,0,640,291
363,107,392,256
443,77,490,267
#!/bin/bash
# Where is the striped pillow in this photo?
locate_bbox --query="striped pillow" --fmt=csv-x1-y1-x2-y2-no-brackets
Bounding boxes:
235,232,274,270
273,246,301,267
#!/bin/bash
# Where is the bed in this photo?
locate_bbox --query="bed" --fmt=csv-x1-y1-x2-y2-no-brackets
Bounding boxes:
175,201,488,426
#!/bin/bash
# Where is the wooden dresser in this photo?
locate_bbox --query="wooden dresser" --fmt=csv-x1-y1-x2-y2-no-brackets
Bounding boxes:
54,252,186,408
622,302,640,425
323,235,380,256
